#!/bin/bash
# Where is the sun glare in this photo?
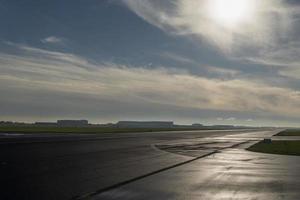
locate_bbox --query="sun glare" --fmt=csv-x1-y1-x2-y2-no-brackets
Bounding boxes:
208,0,253,27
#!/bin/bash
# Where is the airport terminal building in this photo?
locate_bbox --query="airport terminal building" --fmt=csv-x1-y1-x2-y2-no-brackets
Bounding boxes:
116,121,174,128
57,120,89,127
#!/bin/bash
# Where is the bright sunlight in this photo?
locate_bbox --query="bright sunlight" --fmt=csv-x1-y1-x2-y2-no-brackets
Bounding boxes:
208,0,254,27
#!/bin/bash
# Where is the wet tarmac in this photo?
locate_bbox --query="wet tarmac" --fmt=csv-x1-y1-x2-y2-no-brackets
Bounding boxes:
1,129,293,200
91,130,300,200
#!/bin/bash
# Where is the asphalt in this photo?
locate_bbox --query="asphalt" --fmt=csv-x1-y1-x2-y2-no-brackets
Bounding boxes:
0,129,291,200
91,130,300,200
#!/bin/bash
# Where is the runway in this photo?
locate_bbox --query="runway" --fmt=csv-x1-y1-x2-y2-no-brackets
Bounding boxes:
1,129,293,200
93,130,300,200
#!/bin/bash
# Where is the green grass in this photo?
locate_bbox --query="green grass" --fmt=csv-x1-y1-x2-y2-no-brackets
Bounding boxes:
0,126,209,134
248,140,300,156
276,129,300,136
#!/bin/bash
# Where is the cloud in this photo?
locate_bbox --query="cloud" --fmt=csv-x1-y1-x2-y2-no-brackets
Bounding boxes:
160,52,197,65
205,66,239,77
1,44,300,122
226,117,236,121
41,36,64,44
243,40,300,80
160,52,239,78
122,0,296,52
122,0,300,95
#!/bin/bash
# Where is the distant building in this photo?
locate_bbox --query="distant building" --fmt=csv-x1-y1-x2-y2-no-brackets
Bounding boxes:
35,122,57,126
212,125,235,129
0,121,14,125
57,120,88,127
192,123,203,127
116,121,174,128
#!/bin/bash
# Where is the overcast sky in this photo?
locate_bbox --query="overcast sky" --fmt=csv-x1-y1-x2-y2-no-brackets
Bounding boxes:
1,0,300,126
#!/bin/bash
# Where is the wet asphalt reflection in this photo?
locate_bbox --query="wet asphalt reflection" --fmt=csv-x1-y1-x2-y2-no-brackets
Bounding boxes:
93,130,300,200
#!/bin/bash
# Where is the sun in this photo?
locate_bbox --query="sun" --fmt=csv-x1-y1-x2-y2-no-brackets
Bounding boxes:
208,0,253,27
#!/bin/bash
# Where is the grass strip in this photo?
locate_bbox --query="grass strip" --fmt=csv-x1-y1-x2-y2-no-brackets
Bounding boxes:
248,140,300,156
276,129,300,136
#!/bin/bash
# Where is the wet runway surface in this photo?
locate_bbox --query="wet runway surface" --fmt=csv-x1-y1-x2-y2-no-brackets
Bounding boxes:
91,130,300,200
1,129,296,200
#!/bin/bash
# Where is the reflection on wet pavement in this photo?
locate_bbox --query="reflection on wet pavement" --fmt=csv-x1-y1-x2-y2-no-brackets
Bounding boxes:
92,130,300,200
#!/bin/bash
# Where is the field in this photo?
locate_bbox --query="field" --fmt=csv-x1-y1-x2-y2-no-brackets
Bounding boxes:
248,140,300,156
276,129,300,136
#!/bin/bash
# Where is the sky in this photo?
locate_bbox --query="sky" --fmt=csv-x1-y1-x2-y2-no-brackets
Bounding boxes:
1,0,300,126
